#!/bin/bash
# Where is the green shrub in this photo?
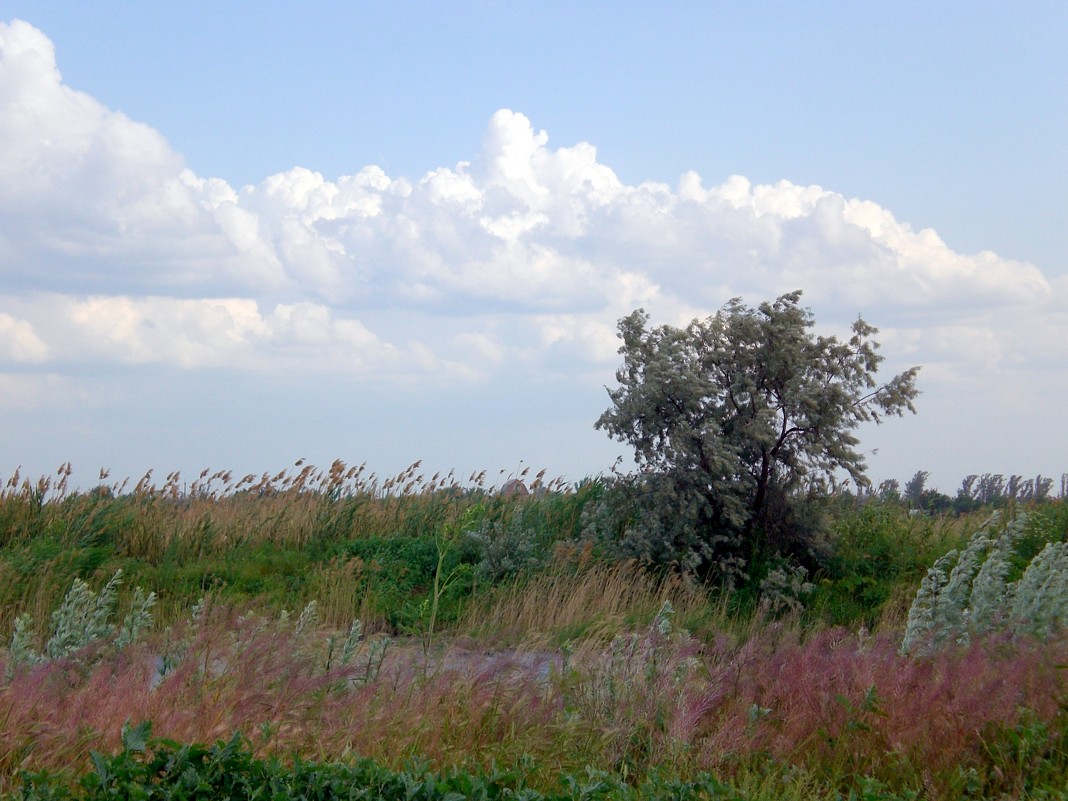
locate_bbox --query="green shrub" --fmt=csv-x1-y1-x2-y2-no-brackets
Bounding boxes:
580,473,744,581
336,534,481,633
14,722,744,801
807,502,962,627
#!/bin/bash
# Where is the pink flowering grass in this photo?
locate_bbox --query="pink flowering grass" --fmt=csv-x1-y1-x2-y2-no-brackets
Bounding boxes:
1,602,1065,798
690,625,1068,796
0,603,586,789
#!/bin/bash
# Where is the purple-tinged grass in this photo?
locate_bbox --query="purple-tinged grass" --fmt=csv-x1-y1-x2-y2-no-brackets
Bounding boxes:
1,593,1066,798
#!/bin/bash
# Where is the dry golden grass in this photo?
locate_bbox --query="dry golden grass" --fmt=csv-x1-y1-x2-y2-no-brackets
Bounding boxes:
0,459,503,557
307,556,391,630
459,554,715,645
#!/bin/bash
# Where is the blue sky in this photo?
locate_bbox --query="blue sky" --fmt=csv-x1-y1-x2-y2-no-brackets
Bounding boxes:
0,2,1065,493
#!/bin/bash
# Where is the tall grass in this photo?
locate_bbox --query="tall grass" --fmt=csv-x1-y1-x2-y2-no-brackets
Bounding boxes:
1,598,1064,799
0,461,586,632
0,460,476,559
460,557,718,645
1,461,1024,635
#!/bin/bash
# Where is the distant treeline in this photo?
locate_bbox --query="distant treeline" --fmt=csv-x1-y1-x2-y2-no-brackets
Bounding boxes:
867,471,1064,514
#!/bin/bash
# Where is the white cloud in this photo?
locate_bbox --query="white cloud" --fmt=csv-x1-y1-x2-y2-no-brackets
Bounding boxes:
2,21,1051,322
1,20,1064,487
0,311,47,361
0,293,433,374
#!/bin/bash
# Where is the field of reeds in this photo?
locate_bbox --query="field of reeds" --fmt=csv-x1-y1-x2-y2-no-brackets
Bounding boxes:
1,461,1066,800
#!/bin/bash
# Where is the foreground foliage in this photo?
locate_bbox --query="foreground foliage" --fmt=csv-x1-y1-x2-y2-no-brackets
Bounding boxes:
15,722,743,801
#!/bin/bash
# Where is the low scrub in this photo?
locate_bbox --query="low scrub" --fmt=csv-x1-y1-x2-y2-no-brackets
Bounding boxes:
14,723,743,801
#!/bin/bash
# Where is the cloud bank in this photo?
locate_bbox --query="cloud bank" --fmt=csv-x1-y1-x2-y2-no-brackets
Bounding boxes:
1,19,1064,484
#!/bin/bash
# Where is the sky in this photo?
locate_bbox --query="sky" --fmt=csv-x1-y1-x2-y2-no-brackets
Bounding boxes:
0,2,1065,495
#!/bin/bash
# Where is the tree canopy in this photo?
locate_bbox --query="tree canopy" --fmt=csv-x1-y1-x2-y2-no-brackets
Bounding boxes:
594,290,920,578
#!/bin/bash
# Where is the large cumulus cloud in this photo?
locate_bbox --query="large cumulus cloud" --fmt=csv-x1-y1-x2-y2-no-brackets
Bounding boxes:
0,18,1061,418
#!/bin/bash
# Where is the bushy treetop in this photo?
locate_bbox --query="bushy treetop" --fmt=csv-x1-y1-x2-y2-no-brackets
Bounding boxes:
595,290,920,573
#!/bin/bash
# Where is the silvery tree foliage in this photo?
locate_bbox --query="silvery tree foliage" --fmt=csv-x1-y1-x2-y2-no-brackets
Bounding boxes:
592,290,920,582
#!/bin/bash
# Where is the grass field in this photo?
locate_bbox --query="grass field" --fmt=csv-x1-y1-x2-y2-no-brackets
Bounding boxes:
2,462,1066,800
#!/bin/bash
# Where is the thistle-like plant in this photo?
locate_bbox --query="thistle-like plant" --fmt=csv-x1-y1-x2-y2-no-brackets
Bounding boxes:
758,562,814,617
901,513,1067,654
338,618,363,666
575,600,691,718
1009,540,1068,639
966,516,1024,634
7,570,157,670
44,570,124,660
318,617,391,684
8,613,41,667
115,585,158,649
900,550,959,655
294,600,320,638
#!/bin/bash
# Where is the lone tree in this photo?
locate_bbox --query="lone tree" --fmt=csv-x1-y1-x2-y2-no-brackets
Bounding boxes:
594,290,919,580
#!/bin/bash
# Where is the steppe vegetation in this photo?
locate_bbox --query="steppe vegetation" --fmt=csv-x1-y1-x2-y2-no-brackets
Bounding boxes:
1,461,1066,800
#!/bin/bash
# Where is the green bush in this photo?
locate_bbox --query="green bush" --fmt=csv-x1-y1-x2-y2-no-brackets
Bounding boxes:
14,722,745,801
809,502,963,627
337,535,481,632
